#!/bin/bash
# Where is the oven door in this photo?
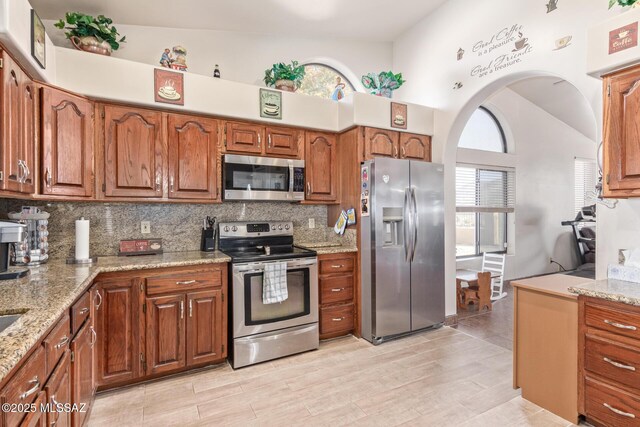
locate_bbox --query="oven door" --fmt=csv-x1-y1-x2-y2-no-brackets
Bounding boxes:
232,257,318,338
223,154,305,201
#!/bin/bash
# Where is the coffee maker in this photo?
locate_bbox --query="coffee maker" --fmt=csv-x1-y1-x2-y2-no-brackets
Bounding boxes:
0,221,29,280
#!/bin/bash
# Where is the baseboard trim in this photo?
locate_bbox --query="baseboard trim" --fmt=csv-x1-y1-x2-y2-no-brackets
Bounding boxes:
444,314,458,326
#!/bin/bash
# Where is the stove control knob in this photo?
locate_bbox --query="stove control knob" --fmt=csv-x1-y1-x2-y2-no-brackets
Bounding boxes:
285,224,290,230
232,226,238,232
278,225,283,230
223,226,230,232
271,225,276,230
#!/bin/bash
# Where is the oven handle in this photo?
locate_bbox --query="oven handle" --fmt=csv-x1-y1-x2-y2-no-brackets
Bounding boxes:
234,258,318,273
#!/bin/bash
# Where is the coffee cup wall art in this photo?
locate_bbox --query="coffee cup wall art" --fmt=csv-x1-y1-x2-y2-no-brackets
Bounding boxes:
260,89,282,120
391,102,408,130
154,68,184,106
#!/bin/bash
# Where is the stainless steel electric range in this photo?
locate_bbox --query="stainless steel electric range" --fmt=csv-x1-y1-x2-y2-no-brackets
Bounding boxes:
218,221,319,368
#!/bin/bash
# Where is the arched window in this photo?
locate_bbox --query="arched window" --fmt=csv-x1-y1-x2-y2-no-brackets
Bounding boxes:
297,64,355,101
458,107,507,153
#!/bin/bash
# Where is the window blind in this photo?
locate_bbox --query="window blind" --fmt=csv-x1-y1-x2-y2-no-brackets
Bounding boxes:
574,158,597,214
456,166,515,213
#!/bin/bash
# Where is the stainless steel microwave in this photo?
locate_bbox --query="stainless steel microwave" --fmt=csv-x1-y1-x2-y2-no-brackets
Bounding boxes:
223,154,305,201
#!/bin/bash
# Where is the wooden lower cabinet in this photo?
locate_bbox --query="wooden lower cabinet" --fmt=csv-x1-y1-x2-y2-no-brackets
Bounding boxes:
187,290,224,365
579,296,640,425
318,253,357,340
20,391,47,427
70,322,94,427
145,293,186,375
45,350,72,427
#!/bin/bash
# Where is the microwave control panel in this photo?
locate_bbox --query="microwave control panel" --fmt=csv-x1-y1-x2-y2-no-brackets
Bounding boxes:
293,167,305,193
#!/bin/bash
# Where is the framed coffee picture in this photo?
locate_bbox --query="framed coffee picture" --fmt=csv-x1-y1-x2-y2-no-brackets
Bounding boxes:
30,9,46,69
391,102,407,129
260,89,282,120
154,68,184,106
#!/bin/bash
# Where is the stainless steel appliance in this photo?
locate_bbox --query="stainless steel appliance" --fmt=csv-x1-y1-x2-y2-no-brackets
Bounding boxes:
361,158,445,344
0,220,29,280
219,221,319,368
223,155,305,201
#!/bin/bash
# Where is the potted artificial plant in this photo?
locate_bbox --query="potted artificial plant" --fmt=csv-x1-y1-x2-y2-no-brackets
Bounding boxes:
263,61,306,92
55,12,126,56
609,0,640,8
361,71,406,98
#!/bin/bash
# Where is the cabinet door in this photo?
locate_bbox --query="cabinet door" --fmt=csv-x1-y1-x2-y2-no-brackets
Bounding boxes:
20,391,47,427
167,114,218,200
363,128,399,160
45,350,72,427
2,51,23,192
93,279,140,387
225,122,264,154
41,87,94,197
103,105,163,198
20,76,37,194
187,290,224,366
399,133,431,162
305,131,337,202
265,126,301,158
605,67,640,196
70,321,94,427
146,294,186,375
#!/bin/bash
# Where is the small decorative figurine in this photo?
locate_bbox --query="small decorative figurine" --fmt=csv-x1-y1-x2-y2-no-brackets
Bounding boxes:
170,46,188,72
331,76,346,101
159,48,172,68
214,64,221,78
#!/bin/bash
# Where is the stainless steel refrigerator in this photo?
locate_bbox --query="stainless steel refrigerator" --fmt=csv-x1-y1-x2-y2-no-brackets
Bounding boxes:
360,158,445,344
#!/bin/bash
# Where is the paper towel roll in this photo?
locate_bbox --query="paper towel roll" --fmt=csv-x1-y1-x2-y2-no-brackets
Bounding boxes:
75,218,90,260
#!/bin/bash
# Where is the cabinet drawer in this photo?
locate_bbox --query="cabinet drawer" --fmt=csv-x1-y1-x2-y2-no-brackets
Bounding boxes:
43,314,70,377
585,301,640,341
586,334,640,391
320,275,354,305
71,291,91,335
319,256,354,275
146,269,222,295
585,377,640,426
1,346,46,427
320,304,354,336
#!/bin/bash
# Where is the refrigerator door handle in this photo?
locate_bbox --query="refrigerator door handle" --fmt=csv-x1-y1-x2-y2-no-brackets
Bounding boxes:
410,187,419,262
403,188,412,262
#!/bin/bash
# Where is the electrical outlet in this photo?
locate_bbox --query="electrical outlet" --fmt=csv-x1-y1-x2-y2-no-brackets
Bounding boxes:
308,218,315,229
141,221,151,234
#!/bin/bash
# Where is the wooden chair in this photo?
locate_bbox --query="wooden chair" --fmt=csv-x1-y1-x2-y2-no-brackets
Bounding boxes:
482,253,507,301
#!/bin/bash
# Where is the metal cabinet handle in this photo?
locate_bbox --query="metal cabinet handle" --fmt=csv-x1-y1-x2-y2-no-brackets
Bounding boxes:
331,288,345,292
603,403,636,418
170,176,174,192
95,290,102,311
90,326,97,347
54,336,69,349
603,357,636,371
307,182,311,196
45,168,52,187
331,265,344,269
394,146,399,158
332,317,344,322
19,376,40,400
17,160,25,183
156,176,161,191
22,161,30,183
268,134,272,148
180,301,184,319
604,319,637,330
176,280,196,285
257,134,261,148
79,308,89,315
401,146,406,158
189,299,193,318
50,395,61,426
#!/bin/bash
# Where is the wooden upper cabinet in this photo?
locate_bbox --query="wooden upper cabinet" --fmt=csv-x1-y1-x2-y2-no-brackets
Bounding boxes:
305,131,337,202
399,133,431,162
604,65,640,197
167,115,218,200
41,87,94,197
103,105,163,198
93,279,140,388
1,51,36,194
364,128,399,160
186,290,224,366
225,122,265,154
265,126,301,158
145,293,186,375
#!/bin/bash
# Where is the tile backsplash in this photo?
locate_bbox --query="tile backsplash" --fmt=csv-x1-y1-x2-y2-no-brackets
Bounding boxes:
0,200,354,260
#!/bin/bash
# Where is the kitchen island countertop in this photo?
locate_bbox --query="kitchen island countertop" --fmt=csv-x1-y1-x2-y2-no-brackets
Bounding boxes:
0,251,230,385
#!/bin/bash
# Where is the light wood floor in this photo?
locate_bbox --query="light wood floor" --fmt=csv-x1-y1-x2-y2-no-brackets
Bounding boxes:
88,326,575,426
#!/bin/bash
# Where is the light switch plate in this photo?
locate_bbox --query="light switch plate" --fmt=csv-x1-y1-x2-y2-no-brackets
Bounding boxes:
308,218,315,229
141,221,151,234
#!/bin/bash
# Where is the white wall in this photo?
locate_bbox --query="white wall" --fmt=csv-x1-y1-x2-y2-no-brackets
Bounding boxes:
456,88,596,280
43,22,391,87
392,0,616,316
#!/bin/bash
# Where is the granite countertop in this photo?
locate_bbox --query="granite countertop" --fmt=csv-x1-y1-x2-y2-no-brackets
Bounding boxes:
0,251,230,384
512,274,594,299
295,242,358,255
568,278,640,307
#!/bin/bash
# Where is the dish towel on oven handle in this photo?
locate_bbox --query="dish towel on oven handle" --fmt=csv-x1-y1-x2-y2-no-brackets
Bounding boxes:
263,261,288,304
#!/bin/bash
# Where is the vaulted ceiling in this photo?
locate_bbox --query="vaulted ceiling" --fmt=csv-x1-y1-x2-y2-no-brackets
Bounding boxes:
29,0,448,42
